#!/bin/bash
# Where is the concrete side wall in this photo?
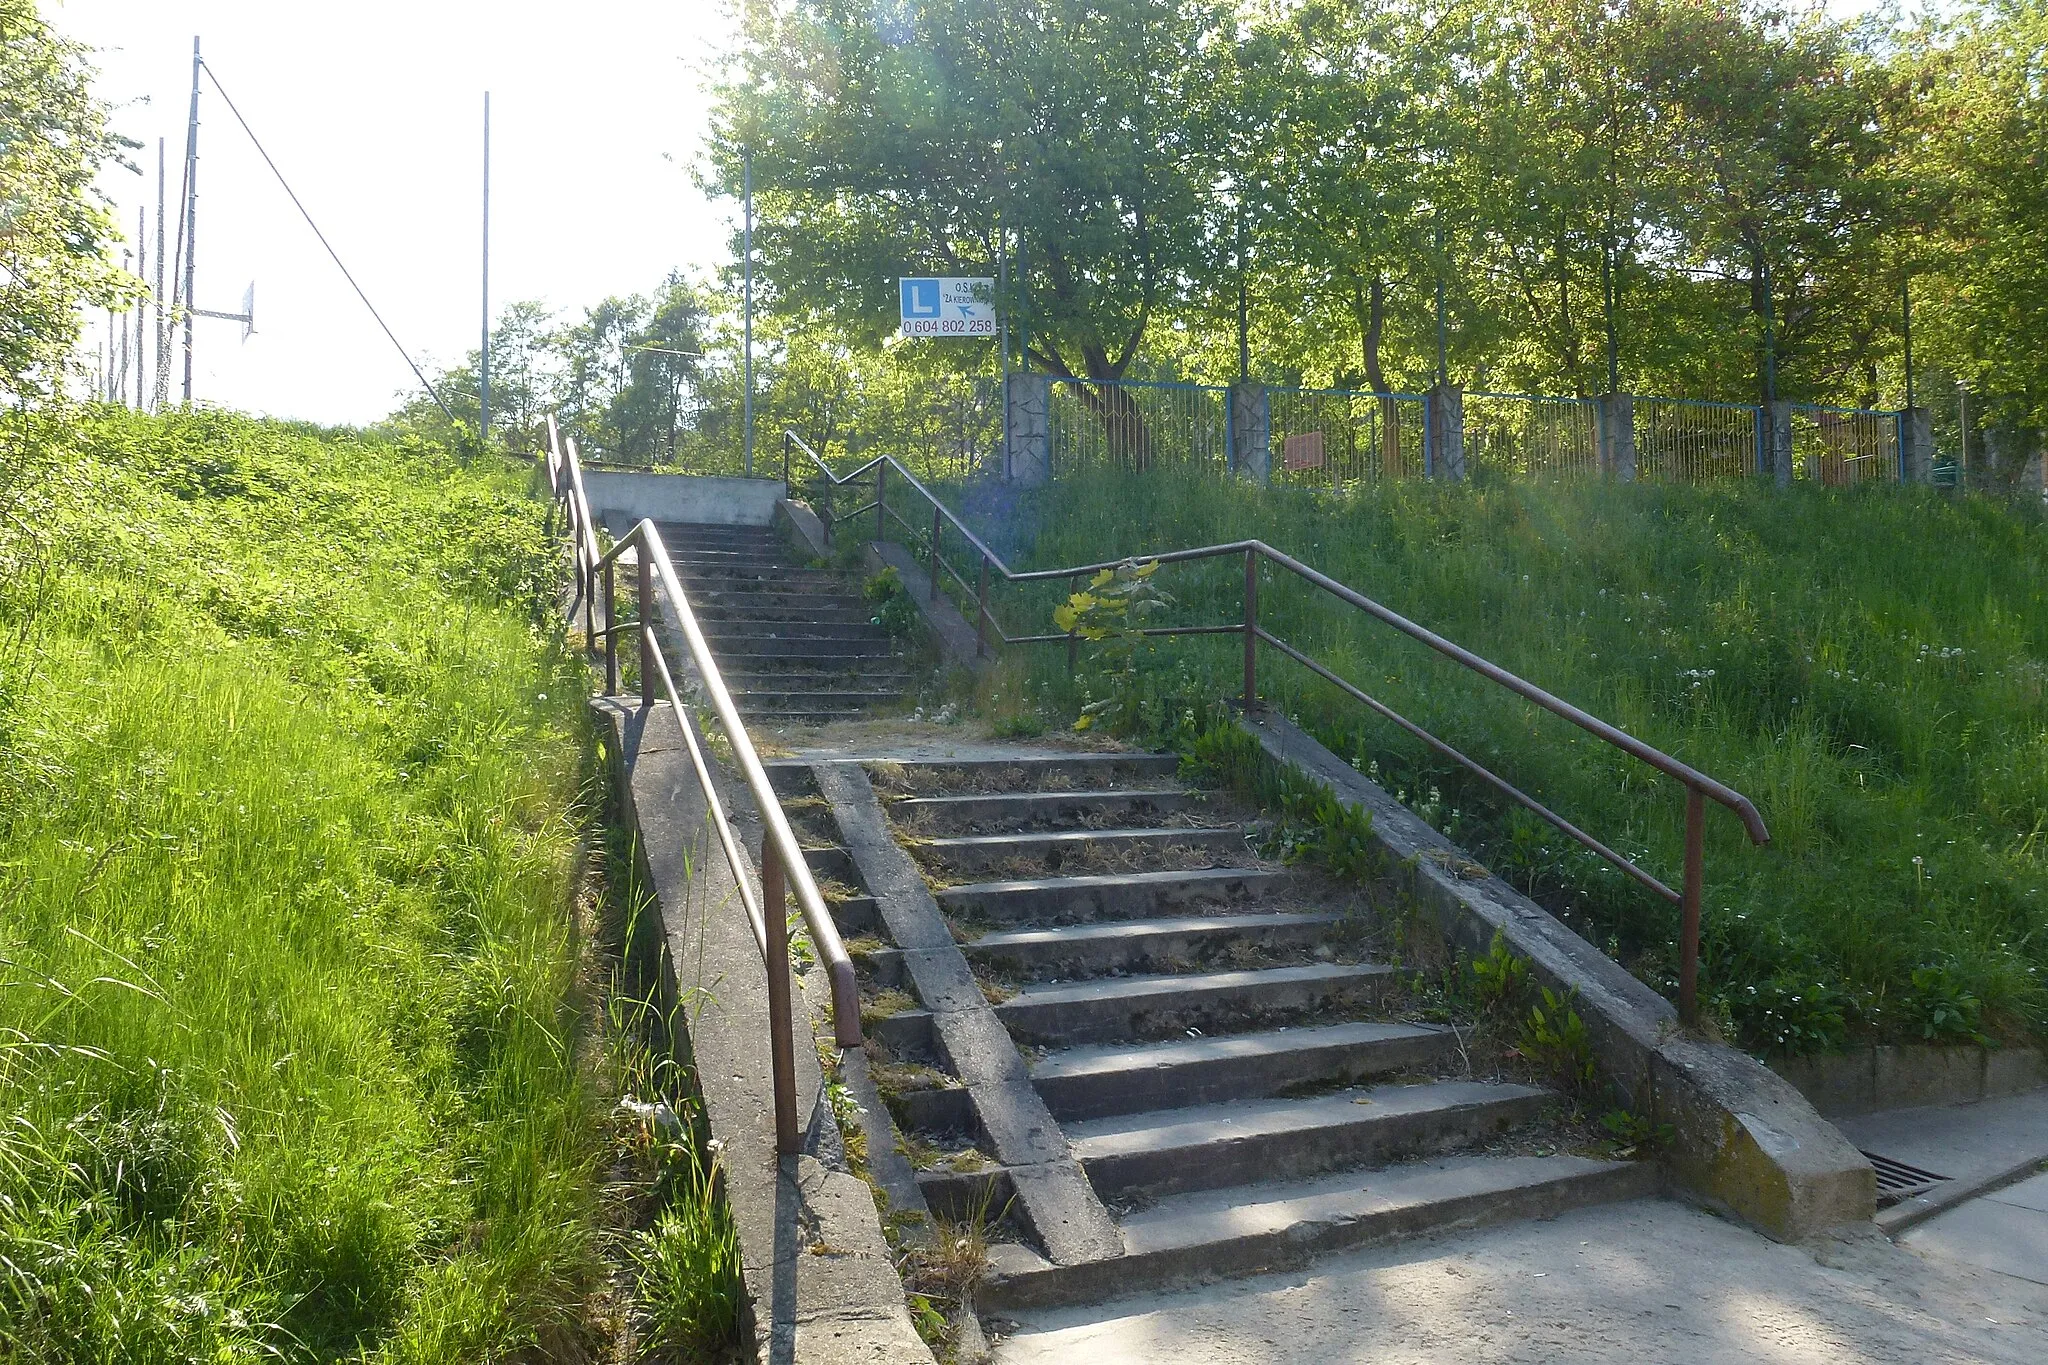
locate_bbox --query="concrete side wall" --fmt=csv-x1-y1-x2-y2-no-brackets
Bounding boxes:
596,697,933,1364
584,469,787,529
1771,1042,2048,1118
1241,711,1876,1243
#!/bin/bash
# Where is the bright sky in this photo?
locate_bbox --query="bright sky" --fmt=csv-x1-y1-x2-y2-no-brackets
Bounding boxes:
55,1,740,427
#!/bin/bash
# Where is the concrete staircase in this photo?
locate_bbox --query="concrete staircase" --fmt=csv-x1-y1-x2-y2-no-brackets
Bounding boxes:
657,521,912,724
775,744,1658,1315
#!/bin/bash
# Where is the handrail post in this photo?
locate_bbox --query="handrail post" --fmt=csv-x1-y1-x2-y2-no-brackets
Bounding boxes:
603,558,618,695
638,543,656,708
1679,787,1705,1027
1066,573,1080,676
762,837,801,1156
976,555,990,658
876,460,888,542
1243,548,1259,711
929,503,942,603
783,430,791,489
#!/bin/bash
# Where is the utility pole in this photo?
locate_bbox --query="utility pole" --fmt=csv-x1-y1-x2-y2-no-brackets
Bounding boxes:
481,92,491,448
743,147,754,478
182,37,201,403
153,138,168,412
1235,199,1249,382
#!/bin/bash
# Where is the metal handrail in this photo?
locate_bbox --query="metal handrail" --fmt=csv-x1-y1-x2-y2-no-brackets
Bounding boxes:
548,423,860,1157
784,428,1769,1025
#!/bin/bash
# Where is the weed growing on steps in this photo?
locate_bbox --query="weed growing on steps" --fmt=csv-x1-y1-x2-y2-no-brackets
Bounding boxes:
864,564,923,638
958,466,2048,1056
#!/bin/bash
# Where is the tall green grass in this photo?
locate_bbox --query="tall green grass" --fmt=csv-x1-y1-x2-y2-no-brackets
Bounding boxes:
957,469,2048,1053
0,409,606,1359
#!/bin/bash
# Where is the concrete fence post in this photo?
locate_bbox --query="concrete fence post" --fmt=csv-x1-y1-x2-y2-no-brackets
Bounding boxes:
1427,384,1466,481
1005,372,1052,487
1766,400,1795,489
1900,406,1935,484
1598,392,1637,482
1229,379,1270,485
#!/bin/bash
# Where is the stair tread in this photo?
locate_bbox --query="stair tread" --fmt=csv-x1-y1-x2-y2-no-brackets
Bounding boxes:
973,910,1343,951
924,826,1240,849
1121,1151,1643,1253
1006,961,1392,1008
1031,1020,1450,1083
942,867,1289,897
1067,1078,1549,1155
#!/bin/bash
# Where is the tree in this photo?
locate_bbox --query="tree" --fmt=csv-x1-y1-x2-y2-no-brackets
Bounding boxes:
711,0,1235,462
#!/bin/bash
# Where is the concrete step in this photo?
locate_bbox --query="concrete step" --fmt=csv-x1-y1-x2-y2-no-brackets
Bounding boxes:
690,590,867,613
1068,1080,1551,1202
676,566,846,586
937,868,1295,927
827,893,880,937
746,706,873,725
705,619,891,640
1031,1021,1460,1122
994,962,1398,1047
724,669,916,690
882,751,1183,793
730,688,905,710
977,1153,1658,1312
914,825,1246,877
708,638,901,660
694,606,879,628
888,788,1198,834
966,910,1347,980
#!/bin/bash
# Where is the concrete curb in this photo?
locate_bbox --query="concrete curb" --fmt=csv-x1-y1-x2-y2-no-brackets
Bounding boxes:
596,697,934,1363
1240,711,1876,1242
1880,1155,2048,1237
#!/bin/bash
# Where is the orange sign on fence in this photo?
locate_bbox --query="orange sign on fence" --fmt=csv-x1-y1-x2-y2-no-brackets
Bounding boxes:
1283,431,1327,470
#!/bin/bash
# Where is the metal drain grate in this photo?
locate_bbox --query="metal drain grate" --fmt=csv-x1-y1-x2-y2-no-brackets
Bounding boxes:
1862,1151,1951,1207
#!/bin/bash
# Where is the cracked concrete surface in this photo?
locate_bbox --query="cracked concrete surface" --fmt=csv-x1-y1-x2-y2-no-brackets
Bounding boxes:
988,1197,2048,1364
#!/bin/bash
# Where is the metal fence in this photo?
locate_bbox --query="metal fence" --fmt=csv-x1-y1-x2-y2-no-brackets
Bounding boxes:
1636,397,1762,482
1789,404,1901,484
1464,391,1600,478
1048,377,1229,476
1030,374,1908,492
1268,387,1429,489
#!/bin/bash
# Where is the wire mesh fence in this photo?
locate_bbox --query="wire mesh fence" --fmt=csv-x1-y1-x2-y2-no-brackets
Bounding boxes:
1268,388,1430,488
1462,392,1600,478
1048,377,1230,476
1635,397,1761,483
1789,404,1901,484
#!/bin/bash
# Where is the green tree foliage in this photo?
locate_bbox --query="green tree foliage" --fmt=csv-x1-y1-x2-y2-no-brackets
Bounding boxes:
0,0,130,401
1895,0,2048,430
706,0,2040,419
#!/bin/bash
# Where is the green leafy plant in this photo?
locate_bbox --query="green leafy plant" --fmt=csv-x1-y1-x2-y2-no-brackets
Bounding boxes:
1909,963,1990,1044
1598,1106,1675,1157
864,565,922,638
1519,986,1600,1099
1053,559,1174,732
1471,929,1532,1018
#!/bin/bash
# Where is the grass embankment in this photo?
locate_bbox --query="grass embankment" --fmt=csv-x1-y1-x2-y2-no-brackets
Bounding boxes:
0,410,735,1360
954,469,2048,1055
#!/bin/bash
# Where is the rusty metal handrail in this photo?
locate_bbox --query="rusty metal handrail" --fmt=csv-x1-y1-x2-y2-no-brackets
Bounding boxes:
549,423,860,1156
784,429,1768,1024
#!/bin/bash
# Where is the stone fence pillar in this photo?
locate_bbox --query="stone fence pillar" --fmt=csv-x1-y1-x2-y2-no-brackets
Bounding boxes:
1900,406,1935,484
1005,372,1051,487
1427,384,1466,481
1229,380,1270,484
1765,400,1794,488
1598,392,1637,482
